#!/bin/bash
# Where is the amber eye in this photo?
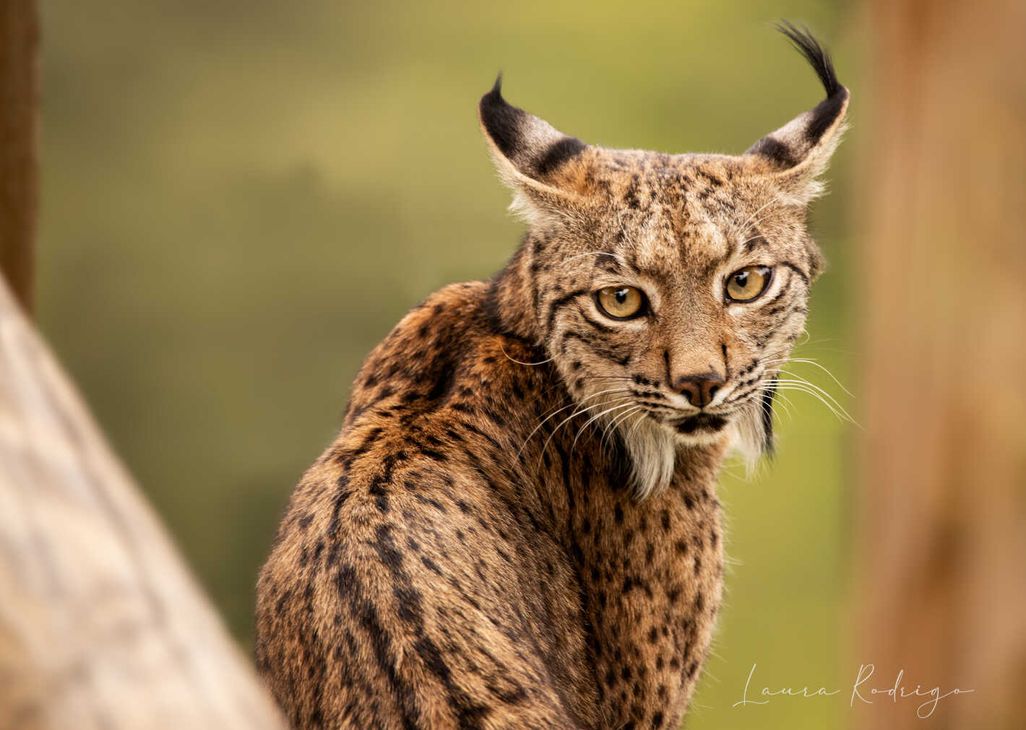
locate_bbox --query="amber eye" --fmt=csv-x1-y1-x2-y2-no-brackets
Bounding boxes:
595,286,647,320
725,265,773,303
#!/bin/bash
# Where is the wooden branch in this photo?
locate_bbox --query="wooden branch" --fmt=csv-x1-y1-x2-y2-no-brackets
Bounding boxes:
856,1,1026,728
0,0,38,314
0,277,284,728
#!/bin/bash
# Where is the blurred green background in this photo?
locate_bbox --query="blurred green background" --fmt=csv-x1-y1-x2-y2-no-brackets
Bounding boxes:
36,2,858,728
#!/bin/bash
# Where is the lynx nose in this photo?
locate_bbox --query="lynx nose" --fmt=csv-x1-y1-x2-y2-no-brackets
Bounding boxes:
673,372,726,409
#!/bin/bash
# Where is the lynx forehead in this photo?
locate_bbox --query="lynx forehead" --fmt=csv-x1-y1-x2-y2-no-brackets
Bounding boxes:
257,23,848,730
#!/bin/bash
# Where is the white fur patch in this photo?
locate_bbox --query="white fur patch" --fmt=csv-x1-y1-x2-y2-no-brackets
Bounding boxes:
726,396,769,473
610,397,769,498
618,416,678,500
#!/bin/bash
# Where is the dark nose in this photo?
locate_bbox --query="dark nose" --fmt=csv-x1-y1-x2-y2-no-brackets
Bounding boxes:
673,372,726,409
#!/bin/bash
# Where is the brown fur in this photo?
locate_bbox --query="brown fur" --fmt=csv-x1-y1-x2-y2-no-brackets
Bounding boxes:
256,25,848,729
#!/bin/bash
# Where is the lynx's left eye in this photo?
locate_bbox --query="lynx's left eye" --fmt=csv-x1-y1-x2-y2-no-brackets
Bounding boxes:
595,286,647,320
725,265,773,303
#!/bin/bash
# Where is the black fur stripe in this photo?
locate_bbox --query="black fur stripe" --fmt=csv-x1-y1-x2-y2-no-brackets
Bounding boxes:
534,136,586,176
761,377,778,456
337,564,421,730
751,138,797,167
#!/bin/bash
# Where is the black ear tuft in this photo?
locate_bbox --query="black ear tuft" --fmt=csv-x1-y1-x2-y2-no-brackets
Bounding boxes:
479,73,526,159
746,23,849,178
776,21,841,98
776,21,848,146
760,378,777,457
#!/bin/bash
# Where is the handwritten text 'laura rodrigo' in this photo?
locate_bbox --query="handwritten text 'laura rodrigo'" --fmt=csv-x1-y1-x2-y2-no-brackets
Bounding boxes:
733,663,974,719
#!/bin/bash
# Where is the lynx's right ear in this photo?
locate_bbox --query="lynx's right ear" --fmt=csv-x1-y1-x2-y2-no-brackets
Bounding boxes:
479,77,594,222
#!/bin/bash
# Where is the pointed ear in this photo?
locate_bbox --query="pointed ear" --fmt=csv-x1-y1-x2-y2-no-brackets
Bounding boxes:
745,23,850,203
479,77,593,222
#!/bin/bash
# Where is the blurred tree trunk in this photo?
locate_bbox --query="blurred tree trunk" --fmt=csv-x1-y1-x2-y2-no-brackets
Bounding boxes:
0,274,285,728
0,0,38,314
0,8,284,719
856,2,1026,729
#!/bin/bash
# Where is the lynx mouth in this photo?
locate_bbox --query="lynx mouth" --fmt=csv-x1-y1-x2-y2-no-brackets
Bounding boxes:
674,413,728,435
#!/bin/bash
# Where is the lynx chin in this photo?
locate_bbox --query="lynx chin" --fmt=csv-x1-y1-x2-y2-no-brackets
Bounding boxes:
256,22,849,730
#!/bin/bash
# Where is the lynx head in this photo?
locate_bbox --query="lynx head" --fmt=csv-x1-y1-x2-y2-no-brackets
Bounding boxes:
481,24,849,498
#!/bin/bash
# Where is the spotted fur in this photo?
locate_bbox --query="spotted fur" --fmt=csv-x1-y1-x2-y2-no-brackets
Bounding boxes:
256,24,848,729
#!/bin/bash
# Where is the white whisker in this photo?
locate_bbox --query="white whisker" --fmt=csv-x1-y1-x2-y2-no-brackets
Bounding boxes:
770,380,857,425
517,387,628,458
537,395,634,465
601,406,644,449
501,346,554,367
571,402,638,454
772,375,854,418
762,356,854,398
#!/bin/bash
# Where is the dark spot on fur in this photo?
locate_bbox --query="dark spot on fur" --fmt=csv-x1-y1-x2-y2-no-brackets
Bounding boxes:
534,137,586,177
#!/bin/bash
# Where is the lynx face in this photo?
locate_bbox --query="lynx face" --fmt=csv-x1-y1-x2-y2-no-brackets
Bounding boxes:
482,25,848,497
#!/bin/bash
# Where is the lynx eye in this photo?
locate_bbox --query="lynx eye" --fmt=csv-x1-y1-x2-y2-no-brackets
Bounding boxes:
725,265,773,303
595,286,647,320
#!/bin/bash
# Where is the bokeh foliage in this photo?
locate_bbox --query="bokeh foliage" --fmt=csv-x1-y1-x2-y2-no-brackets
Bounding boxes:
37,2,856,728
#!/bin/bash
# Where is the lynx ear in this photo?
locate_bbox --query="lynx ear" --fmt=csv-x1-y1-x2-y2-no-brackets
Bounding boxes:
479,77,592,221
746,23,850,202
